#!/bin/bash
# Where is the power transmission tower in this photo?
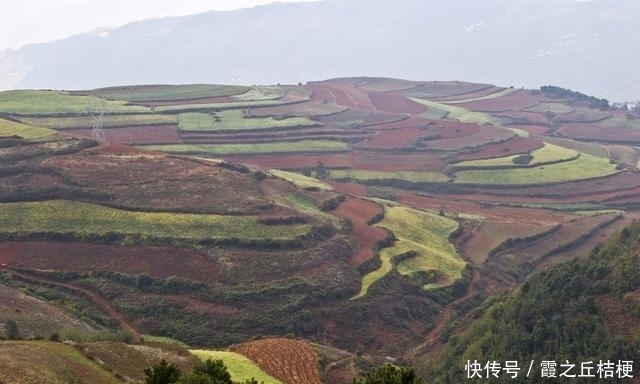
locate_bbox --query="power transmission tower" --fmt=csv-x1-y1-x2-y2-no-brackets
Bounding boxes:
85,99,106,141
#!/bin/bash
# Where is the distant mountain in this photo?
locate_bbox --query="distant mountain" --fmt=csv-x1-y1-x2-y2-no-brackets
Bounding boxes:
1,0,639,101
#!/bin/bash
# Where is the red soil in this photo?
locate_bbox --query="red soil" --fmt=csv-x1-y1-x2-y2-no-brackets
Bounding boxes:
350,151,448,172
457,89,547,112
429,120,483,139
67,124,181,145
368,91,427,114
308,83,374,110
224,153,353,169
425,125,515,151
329,196,389,266
361,127,434,149
497,111,550,125
558,123,640,143
449,136,544,162
0,241,221,283
231,338,322,384
507,124,551,135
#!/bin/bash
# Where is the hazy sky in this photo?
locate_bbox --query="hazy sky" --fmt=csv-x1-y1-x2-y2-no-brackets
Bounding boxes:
0,0,320,51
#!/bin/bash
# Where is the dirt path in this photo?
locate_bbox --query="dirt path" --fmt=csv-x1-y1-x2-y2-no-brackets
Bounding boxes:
415,268,481,354
1,268,141,341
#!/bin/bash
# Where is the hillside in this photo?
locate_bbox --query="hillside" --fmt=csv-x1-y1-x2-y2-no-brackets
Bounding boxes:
1,0,639,101
427,220,640,383
1,77,640,382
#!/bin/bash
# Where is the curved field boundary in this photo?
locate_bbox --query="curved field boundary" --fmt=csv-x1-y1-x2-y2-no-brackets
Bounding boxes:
439,87,517,104
0,90,148,115
452,142,579,169
77,84,250,102
0,267,140,341
353,205,465,298
453,152,619,185
231,338,322,384
190,350,281,384
18,114,177,130
142,141,351,156
0,118,57,139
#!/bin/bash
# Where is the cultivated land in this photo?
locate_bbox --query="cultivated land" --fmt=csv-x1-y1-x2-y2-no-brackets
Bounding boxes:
2,77,640,382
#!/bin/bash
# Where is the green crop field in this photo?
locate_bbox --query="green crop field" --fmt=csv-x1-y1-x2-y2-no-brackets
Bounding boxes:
454,142,579,168
442,87,517,104
142,140,350,155
0,118,57,139
178,110,321,131
330,169,450,183
354,205,465,297
267,169,333,190
454,152,619,185
525,102,574,114
191,350,281,384
0,90,148,114
0,200,312,243
410,97,498,125
17,114,177,129
86,84,250,102
155,99,287,112
232,86,286,101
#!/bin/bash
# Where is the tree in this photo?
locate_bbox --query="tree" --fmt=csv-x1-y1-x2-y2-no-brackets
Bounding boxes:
144,359,182,384
177,373,213,384
353,364,425,384
315,161,329,180
4,319,19,340
193,359,232,384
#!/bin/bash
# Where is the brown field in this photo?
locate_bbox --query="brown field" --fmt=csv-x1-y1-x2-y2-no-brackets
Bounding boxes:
308,83,374,110
449,136,544,162
505,124,551,135
0,241,220,283
352,77,422,93
368,91,427,114
224,153,354,169
66,124,181,145
350,151,448,172
423,125,515,151
558,123,640,144
246,101,348,118
231,338,322,384
393,81,494,99
497,111,550,125
329,196,389,266
360,126,434,149
456,90,544,112
315,108,405,127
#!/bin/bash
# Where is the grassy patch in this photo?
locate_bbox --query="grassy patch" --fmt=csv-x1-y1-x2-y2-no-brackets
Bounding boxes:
454,152,618,185
233,86,286,101
0,90,148,114
454,142,578,168
142,140,350,155
17,114,177,129
267,169,333,190
155,99,286,112
178,110,321,131
86,84,250,102
191,350,282,384
330,169,450,183
0,118,57,139
410,97,498,125
354,205,465,297
0,200,312,244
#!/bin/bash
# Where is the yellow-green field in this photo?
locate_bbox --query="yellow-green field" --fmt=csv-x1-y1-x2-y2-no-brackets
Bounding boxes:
441,87,518,104
17,114,177,129
0,118,57,139
353,205,465,298
178,110,321,131
410,97,498,125
267,169,333,190
0,200,312,243
191,350,281,384
232,86,286,101
454,142,579,168
0,90,148,114
330,169,450,183
454,152,618,185
142,140,350,155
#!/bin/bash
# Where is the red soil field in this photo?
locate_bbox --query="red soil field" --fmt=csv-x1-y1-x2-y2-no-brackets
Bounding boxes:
350,151,448,172
66,124,181,145
506,124,551,135
329,196,389,266
360,126,434,149
456,90,545,112
449,136,544,162
393,81,494,99
224,153,353,169
246,101,347,118
0,241,220,283
430,120,483,139
231,338,322,384
308,83,374,110
424,125,515,151
368,91,427,114
497,111,550,125
558,123,640,143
